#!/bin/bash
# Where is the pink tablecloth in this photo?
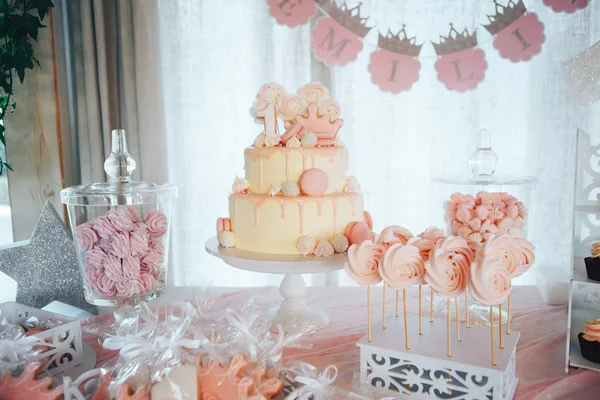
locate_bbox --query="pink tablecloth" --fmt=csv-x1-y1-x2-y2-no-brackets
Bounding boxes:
82,286,600,400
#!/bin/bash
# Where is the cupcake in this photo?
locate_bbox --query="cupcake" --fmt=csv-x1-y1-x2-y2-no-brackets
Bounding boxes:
578,319,600,363
584,242,600,282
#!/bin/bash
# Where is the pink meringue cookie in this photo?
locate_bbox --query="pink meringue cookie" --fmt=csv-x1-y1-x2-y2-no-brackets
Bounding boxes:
141,250,163,278
91,217,116,239
380,243,425,289
425,236,473,298
344,241,385,286
115,277,145,298
144,210,168,237
104,231,131,258
87,269,117,297
130,225,150,257
475,206,489,221
407,237,435,262
418,226,445,245
103,254,123,283
122,256,142,279
482,234,535,277
377,225,414,246
85,247,107,270
469,255,512,306
468,218,482,232
140,273,157,293
107,209,135,232
76,222,98,250
117,205,139,222
456,208,471,223
149,240,165,256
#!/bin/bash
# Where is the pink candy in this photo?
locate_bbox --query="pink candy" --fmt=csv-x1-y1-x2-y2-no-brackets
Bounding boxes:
445,192,528,245
77,206,168,299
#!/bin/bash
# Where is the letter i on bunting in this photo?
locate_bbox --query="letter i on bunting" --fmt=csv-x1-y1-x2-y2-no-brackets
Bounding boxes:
368,26,422,94
267,0,317,27
311,1,372,66
433,25,487,93
483,0,545,63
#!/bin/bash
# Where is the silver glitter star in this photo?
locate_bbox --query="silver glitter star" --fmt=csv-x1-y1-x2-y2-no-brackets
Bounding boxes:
565,40,600,107
0,201,96,313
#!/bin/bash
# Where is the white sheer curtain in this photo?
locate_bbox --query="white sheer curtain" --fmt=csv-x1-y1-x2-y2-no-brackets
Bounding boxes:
158,0,600,289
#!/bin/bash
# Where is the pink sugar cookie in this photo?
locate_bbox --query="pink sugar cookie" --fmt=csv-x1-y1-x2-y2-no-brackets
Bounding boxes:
345,221,371,245
107,209,135,232
299,168,328,196
144,210,168,237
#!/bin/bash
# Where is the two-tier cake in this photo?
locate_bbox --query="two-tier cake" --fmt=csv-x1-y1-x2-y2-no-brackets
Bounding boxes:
217,82,372,256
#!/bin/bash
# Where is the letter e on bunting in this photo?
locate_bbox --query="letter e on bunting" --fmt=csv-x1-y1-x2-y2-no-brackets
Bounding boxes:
484,0,545,62
267,0,317,27
311,1,371,66
543,0,588,14
368,27,422,94
433,25,487,93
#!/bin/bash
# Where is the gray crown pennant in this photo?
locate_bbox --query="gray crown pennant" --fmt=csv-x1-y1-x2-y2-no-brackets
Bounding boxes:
0,201,96,313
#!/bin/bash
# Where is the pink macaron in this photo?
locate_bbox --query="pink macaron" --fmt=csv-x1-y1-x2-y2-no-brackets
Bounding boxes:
299,168,329,196
345,221,371,245
363,211,373,230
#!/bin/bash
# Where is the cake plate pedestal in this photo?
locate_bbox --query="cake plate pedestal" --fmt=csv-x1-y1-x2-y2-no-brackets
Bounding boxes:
205,237,345,332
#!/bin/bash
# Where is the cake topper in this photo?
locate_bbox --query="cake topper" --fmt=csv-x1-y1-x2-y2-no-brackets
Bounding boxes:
296,104,343,147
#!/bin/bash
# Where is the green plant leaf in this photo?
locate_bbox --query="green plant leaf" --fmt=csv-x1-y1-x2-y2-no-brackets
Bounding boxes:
0,124,5,146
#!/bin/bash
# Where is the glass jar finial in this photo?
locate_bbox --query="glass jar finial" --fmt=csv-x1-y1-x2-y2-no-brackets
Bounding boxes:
104,129,136,182
469,129,498,177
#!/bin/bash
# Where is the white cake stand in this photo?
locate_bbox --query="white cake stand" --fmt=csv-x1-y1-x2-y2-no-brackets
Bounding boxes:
205,237,345,332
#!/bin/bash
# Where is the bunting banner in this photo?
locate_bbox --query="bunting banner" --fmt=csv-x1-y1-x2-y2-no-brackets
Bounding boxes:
267,0,587,93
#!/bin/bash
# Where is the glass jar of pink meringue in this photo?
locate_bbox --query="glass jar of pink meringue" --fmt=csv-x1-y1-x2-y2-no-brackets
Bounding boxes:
433,129,536,244
61,129,177,306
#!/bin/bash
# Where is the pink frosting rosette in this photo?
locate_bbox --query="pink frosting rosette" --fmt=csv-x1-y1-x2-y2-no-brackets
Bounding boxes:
107,209,135,232
144,210,168,238
76,222,98,250
344,241,385,286
418,226,445,245
91,271,117,297
279,94,307,122
483,234,535,278
297,82,329,104
380,243,425,289
91,216,116,239
425,236,473,298
469,255,512,306
376,225,413,249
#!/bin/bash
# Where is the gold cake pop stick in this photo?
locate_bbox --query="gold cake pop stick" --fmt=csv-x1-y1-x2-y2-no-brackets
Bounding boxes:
499,304,503,349
430,287,434,323
395,289,399,317
382,282,387,329
490,306,496,366
419,285,423,335
507,292,511,335
368,284,372,342
465,290,470,329
455,297,461,342
403,288,410,349
447,298,451,357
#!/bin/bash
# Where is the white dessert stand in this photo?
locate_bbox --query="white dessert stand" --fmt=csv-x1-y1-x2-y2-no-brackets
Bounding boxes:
205,237,345,332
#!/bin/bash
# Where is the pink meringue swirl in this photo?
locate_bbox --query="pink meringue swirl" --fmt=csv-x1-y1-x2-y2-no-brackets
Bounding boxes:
376,225,414,249
115,277,145,298
144,210,168,237
469,255,512,306
116,205,139,222
140,273,157,293
380,243,425,289
141,250,163,278
149,240,165,256
106,209,135,232
103,231,131,258
76,222,98,250
87,269,117,297
425,236,474,298
130,225,150,257
344,241,385,286
102,254,123,283
122,256,141,279
85,247,107,270
91,217,116,239
407,237,435,262
483,234,535,278
418,226,445,245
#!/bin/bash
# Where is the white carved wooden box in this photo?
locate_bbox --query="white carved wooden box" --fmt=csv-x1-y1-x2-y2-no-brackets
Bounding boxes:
0,301,83,376
358,316,519,400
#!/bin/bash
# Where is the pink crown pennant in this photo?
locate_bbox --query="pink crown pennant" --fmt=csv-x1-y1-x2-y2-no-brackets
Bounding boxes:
432,25,487,93
311,1,372,66
368,26,422,94
483,0,545,62
267,0,317,27
543,0,588,13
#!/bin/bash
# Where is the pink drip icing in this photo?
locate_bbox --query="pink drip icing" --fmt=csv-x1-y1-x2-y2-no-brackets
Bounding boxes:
332,200,338,232
279,200,286,219
316,199,324,216
349,196,357,216
259,158,263,191
298,201,305,234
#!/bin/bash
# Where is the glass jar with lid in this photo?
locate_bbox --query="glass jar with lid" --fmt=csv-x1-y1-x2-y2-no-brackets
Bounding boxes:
61,129,177,306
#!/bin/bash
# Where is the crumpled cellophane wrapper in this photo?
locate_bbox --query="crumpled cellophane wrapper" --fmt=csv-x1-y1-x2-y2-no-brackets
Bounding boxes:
282,361,374,400
99,288,316,399
0,312,44,377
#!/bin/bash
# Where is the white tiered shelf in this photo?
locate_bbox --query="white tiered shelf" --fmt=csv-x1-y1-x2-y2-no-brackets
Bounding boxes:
572,257,600,285
205,237,345,333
